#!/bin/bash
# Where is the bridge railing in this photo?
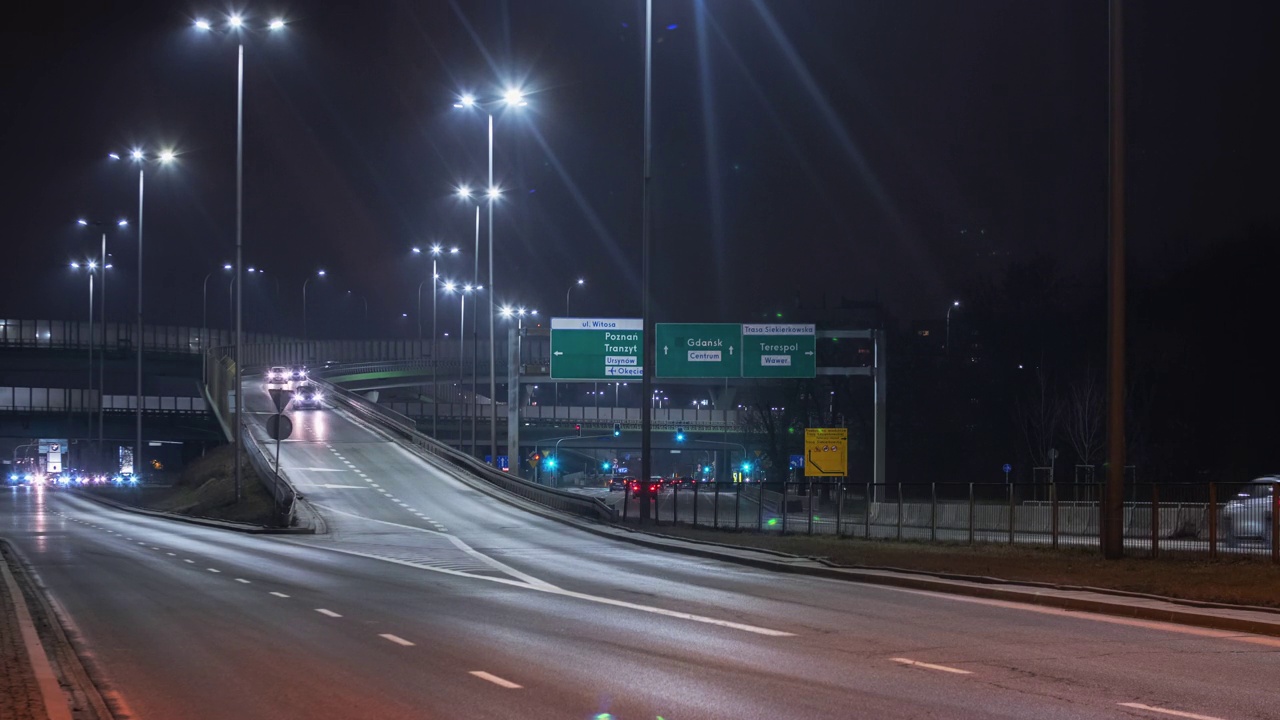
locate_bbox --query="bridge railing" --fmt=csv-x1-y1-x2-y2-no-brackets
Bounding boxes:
311,377,616,523
1,318,292,355
240,423,297,527
0,387,206,413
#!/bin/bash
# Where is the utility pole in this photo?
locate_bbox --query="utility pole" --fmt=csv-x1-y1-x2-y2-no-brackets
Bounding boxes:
638,0,654,525
1104,0,1126,559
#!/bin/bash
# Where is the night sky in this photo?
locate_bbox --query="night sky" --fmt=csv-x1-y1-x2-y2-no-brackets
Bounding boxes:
3,1,1277,335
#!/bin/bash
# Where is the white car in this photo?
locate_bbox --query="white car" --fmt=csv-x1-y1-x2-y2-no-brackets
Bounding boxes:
1222,476,1276,545
266,366,288,385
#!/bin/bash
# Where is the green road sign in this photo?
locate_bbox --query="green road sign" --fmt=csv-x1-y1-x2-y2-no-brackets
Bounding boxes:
655,323,742,378
550,318,644,380
741,323,816,378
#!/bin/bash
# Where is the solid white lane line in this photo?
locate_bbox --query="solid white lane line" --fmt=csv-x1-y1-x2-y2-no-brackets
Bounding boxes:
379,633,414,646
469,671,522,689
315,608,342,618
888,586,1280,648
891,658,972,675
269,591,290,598
235,578,252,584
207,568,221,573
1117,703,1226,720
296,531,793,637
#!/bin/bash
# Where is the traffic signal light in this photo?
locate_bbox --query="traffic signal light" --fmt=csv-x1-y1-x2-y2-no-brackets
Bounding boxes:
601,461,611,471
545,456,557,469
612,423,621,437
575,423,582,437
742,461,753,472
675,426,685,442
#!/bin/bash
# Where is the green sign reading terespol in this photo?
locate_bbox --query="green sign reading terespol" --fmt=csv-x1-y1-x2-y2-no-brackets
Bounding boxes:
655,323,743,378
550,317,644,380
741,323,816,378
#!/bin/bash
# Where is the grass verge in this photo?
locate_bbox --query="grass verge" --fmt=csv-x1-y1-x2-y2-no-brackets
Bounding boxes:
87,444,279,526
642,525,1280,609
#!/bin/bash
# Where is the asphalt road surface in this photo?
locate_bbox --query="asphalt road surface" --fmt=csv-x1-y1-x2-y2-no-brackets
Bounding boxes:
1,380,1277,719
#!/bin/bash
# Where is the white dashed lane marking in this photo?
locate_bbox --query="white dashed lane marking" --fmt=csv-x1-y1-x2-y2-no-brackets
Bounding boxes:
235,578,252,584
315,609,342,618
379,634,415,646
1117,703,1226,720
469,671,522,689
269,591,290,598
890,658,972,675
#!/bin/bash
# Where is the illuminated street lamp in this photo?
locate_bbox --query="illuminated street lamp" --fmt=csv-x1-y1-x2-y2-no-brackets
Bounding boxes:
454,88,528,466
192,10,287,502
201,263,234,383
946,300,961,355
77,217,129,455
302,269,326,346
415,243,461,438
566,277,585,315
109,147,175,477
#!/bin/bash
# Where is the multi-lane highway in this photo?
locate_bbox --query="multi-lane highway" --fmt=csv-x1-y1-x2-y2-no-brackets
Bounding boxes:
1,381,1277,719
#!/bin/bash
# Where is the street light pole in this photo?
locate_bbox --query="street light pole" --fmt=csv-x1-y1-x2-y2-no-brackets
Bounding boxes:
565,278,584,316
487,114,497,468
472,208,480,459
302,269,325,347
233,40,245,502
134,166,144,476
945,300,960,355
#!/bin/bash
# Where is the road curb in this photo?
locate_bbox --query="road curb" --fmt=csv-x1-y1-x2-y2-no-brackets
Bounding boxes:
1,538,113,720
71,490,314,535
526,516,1280,639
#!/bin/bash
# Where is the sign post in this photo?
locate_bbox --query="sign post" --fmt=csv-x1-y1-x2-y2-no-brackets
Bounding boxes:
551,318,644,380
804,428,848,478
741,323,816,378
655,323,742,378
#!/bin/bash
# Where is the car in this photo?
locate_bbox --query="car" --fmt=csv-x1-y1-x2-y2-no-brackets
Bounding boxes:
629,477,661,496
266,366,288,385
608,476,629,492
292,383,323,409
1222,476,1276,545
677,476,697,489
288,366,308,383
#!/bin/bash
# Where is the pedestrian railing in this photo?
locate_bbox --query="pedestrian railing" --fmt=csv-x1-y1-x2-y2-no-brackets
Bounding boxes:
616,481,1278,562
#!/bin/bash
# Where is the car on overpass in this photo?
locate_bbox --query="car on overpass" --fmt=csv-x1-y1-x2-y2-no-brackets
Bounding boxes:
292,383,323,410
1222,475,1276,545
288,366,309,383
266,366,288,386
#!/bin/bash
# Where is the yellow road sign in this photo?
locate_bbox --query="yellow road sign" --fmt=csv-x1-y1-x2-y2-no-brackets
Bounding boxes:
804,428,848,477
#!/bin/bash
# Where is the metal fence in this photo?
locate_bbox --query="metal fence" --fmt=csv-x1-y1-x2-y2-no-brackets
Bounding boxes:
0,318,292,354
310,376,616,523
617,481,1278,562
0,387,206,413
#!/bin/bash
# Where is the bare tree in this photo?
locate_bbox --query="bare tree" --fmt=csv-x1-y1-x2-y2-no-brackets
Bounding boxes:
1012,366,1061,468
1064,369,1104,466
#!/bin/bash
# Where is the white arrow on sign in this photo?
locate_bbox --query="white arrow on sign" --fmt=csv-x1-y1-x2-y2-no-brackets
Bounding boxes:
804,351,814,356
553,351,564,356
729,346,734,355
663,345,669,355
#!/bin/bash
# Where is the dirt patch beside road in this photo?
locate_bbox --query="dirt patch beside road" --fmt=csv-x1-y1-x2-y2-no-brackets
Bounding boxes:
87,444,279,526
642,525,1280,609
